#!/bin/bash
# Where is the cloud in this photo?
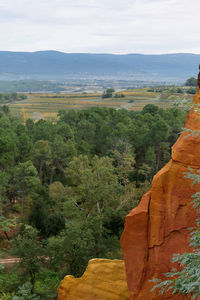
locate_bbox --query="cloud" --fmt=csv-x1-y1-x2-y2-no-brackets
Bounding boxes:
0,0,199,53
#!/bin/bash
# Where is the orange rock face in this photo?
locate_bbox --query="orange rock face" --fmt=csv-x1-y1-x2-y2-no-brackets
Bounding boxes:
57,259,129,300
121,88,200,299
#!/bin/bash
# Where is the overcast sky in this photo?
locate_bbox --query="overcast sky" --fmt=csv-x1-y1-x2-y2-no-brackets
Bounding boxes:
0,0,199,54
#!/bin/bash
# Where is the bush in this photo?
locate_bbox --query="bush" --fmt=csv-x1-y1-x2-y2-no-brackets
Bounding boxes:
45,213,65,237
0,292,15,300
187,88,196,94
102,88,115,99
114,93,125,98
0,268,22,293
13,282,39,300
35,270,60,299
12,203,21,213
176,88,183,93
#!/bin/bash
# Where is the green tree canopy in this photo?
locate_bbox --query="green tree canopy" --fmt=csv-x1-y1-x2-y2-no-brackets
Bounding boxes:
12,225,44,291
14,161,40,216
185,77,197,86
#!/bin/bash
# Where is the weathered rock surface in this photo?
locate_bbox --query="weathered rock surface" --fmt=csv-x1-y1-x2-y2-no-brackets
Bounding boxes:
121,86,200,299
58,258,129,300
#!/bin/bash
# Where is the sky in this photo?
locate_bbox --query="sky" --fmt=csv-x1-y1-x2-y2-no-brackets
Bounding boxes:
0,0,200,54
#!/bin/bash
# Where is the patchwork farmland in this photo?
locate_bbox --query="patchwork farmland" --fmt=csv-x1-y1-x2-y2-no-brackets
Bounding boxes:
8,88,192,121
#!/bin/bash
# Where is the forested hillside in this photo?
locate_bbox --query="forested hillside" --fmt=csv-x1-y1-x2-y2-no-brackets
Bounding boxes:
0,51,200,81
0,104,187,299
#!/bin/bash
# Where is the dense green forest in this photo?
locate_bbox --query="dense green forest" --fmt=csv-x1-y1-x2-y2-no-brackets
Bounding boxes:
0,104,187,299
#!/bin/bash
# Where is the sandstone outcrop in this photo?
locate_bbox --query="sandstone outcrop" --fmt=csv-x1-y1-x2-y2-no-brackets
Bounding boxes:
58,258,129,300
121,81,200,298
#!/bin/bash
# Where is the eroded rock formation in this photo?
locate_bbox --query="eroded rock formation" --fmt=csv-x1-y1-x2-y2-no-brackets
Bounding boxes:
58,259,129,300
121,82,200,299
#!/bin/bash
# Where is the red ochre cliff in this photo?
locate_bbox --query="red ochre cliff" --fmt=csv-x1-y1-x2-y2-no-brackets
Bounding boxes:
121,80,200,299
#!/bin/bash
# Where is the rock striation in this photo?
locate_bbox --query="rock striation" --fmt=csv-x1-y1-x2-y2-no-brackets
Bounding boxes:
58,259,129,300
121,76,200,299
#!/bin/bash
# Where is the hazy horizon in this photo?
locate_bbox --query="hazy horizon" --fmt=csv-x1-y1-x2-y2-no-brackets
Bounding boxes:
0,50,200,56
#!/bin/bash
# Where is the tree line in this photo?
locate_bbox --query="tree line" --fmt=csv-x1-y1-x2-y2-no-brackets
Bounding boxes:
0,93,27,103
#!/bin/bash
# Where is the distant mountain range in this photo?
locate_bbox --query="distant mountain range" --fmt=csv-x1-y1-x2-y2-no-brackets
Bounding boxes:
0,51,199,82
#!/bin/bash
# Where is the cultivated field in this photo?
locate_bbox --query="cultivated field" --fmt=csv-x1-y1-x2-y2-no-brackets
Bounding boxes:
8,88,193,121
